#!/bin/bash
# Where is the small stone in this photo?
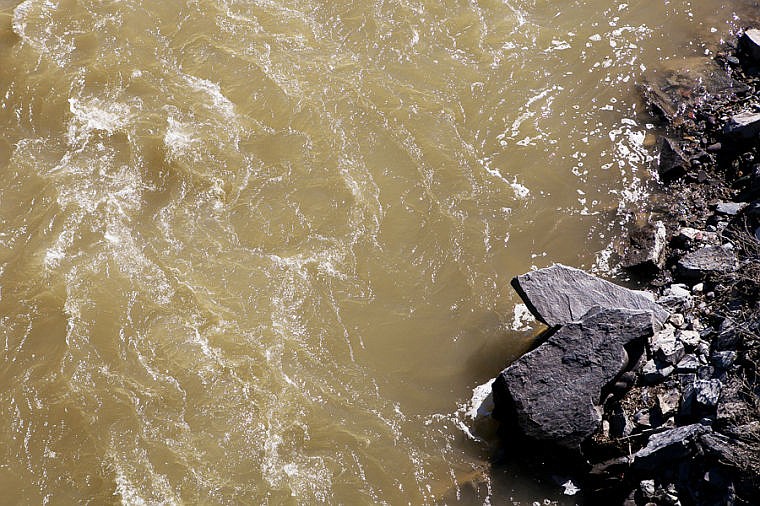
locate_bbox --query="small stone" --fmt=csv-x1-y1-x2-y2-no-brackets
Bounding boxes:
640,479,656,498
651,326,686,365
668,313,685,328
675,228,719,246
696,339,711,357
692,283,704,293
641,359,675,384
677,329,701,349
657,389,680,418
707,142,722,152
622,221,667,271
676,354,700,372
715,201,748,215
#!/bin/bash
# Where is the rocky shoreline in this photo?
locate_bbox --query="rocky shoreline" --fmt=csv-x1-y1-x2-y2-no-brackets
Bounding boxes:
485,29,760,505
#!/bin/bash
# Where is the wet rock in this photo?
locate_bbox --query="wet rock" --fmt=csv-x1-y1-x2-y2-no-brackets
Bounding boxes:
723,110,760,140
676,246,739,280
492,308,654,451
632,423,711,470
658,137,690,182
622,221,667,271
739,28,760,64
715,201,748,216
510,264,668,328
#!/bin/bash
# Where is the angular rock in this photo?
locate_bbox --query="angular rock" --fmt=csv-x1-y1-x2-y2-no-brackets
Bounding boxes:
715,201,748,216
609,404,634,438
677,329,701,350
674,227,719,248
657,389,681,419
677,246,739,280
511,264,668,328
668,313,685,328
658,137,689,182
694,379,722,409
739,28,760,64
723,110,760,139
711,351,737,370
641,359,674,384
676,354,700,373
492,308,654,451
633,423,711,470
651,326,686,366
622,221,667,271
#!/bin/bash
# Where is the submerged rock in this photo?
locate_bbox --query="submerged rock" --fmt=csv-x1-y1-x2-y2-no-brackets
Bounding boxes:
511,264,668,328
493,307,654,451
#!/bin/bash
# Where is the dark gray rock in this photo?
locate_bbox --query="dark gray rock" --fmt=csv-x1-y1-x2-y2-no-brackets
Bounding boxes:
632,423,711,470
677,246,739,280
609,404,634,438
723,110,760,139
715,201,748,216
493,307,654,451
622,221,666,271
739,28,760,64
511,264,668,328
711,351,737,370
658,137,689,182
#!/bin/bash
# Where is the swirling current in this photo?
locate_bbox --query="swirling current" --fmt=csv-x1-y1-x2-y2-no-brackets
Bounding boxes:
0,0,754,504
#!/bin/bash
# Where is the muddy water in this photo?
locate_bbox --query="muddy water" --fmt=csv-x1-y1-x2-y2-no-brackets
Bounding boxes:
0,0,753,504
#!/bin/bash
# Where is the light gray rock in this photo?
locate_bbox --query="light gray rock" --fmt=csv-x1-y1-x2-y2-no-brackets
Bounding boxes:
492,307,654,451
715,201,748,216
641,359,674,384
723,110,760,139
677,329,701,349
676,354,700,372
668,313,685,328
657,389,681,419
511,264,668,328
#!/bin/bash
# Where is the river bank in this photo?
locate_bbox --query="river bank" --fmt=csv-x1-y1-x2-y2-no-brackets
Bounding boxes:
485,27,760,506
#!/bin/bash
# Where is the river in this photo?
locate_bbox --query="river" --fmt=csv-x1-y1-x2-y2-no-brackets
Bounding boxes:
0,0,753,504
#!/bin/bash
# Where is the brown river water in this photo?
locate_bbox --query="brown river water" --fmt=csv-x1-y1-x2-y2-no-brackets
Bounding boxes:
0,0,755,504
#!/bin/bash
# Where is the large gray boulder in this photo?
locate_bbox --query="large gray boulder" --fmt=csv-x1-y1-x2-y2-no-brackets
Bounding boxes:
511,264,669,328
493,307,655,451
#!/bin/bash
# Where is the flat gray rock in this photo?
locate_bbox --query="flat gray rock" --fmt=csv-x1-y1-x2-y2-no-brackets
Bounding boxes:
511,264,669,328
493,307,655,451
677,246,738,280
723,110,760,139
